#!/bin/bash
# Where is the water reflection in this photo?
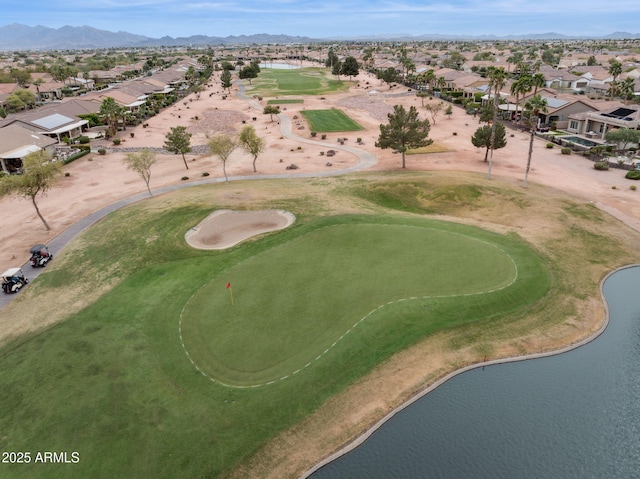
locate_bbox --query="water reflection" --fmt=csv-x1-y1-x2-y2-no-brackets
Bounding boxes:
309,267,640,479
258,63,301,69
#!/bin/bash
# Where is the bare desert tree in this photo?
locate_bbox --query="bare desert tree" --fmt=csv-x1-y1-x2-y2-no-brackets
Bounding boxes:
208,134,238,182
122,149,157,196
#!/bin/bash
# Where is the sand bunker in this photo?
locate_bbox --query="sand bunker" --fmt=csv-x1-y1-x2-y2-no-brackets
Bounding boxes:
185,209,296,250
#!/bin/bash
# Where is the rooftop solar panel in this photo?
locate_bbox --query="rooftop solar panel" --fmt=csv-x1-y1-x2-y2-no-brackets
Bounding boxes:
32,113,74,130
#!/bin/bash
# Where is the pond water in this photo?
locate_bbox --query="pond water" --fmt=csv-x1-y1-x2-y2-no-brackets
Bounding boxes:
258,63,302,69
308,266,640,478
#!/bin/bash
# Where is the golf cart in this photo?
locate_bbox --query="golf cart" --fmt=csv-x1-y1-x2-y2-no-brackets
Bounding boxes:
1,268,29,294
29,244,53,268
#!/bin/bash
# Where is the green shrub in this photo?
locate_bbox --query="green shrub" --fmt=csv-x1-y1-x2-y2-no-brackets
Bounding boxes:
78,136,90,144
630,185,637,191
202,172,210,177
112,138,121,145
546,143,554,149
62,149,90,165
98,148,106,155
181,176,189,181
594,161,609,170
625,170,640,180
310,131,317,137
561,147,572,155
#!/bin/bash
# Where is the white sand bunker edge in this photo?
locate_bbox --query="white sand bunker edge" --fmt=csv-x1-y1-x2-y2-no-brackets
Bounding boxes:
185,209,296,250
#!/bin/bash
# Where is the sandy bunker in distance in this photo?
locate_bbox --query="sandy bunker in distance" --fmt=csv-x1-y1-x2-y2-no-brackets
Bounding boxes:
185,209,296,250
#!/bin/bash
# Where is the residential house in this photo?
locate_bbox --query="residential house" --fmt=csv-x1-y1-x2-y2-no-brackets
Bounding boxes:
566,105,640,140
68,76,96,94
27,79,65,103
536,95,598,129
0,98,98,143
623,69,640,80
586,83,610,97
88,69,121,86
372,59,401,74
152,66,188,90
28,72,95,102
432,68,468,89
578,65,613,84
0,83,24,109
461,60,494,74
84,89,146,114
0,123,57,173
450,73,490,100
541,68,582,91
498,87,597,128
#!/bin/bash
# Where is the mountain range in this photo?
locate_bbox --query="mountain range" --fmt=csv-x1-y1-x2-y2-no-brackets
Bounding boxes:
1,23,639,50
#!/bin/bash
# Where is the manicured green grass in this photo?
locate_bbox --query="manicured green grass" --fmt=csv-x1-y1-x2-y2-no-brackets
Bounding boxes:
267,99,304,105
300,109,364,133
0,205,549,479
181,222,517,386
247,67,350,97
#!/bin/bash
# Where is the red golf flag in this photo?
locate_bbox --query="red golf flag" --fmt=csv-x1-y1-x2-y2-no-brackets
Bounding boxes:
226,282,231,289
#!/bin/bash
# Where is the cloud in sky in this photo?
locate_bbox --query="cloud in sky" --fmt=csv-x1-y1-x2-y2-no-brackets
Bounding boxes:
4,0,640,38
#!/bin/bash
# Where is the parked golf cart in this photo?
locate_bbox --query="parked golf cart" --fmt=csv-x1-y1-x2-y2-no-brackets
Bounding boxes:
29,244,53,268
1,268,29,294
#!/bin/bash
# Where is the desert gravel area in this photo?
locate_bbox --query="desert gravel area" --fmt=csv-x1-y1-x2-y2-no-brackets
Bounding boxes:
2,65,640,272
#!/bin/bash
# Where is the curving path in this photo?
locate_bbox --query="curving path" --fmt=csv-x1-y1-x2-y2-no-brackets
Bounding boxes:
0,86,377,311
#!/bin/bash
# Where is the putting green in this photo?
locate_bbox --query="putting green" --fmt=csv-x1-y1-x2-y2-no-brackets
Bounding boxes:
179,222,517,387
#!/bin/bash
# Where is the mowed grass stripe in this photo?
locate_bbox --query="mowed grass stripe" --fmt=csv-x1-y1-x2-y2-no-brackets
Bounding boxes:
300,109,364,132
248,67,349,97
0,207,552,479
180,223,516,386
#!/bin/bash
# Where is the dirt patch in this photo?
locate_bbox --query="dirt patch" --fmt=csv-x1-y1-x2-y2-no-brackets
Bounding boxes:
185,209,295,249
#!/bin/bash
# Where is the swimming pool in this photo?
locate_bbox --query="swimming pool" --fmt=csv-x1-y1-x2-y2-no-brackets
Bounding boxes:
559,136,600,148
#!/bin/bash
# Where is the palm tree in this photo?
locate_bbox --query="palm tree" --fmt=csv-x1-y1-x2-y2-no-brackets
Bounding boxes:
510,75,531,124
523,94,548,188
487,66,508,180
619,77,636,104
515,61,531,78
99,97,122,138
608,60,623,100
424,69,436,92
530,72,546,95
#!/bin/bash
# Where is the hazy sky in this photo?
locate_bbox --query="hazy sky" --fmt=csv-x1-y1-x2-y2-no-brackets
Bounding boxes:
4,0,640,39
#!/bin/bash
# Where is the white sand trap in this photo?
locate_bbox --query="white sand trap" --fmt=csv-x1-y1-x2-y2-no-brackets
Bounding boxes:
185,209,296,250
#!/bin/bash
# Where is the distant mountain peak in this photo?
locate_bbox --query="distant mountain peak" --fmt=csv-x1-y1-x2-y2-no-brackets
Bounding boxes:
0,23,639,50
